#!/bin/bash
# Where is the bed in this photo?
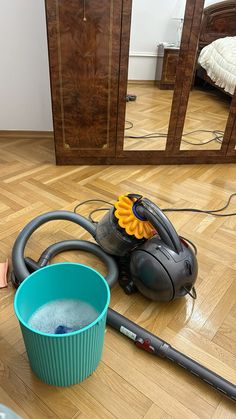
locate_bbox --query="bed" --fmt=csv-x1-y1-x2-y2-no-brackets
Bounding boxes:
196,0,236,96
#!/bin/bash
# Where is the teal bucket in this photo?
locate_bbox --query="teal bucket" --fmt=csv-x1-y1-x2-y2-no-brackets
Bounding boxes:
14,263,110,386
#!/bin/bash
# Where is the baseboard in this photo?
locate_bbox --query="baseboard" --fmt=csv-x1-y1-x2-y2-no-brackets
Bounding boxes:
0,130,53,139
128,80,156,85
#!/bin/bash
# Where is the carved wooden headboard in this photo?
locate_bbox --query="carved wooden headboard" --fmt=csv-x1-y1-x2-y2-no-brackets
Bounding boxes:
199,0,236,49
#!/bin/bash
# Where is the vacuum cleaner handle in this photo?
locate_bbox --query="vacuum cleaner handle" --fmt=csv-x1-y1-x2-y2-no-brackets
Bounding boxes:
107,308,236,402
165,346,236,401
135,198,183,254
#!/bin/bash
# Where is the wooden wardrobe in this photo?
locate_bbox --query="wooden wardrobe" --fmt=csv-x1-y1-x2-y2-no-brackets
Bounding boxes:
45,0,236,165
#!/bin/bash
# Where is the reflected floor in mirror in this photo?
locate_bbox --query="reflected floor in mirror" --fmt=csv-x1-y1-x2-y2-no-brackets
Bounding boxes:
124,83,231,151
181,84,231,151
124,83,173,151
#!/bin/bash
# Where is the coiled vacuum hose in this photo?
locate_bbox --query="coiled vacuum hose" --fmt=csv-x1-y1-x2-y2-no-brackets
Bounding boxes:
11,210,236,402
12,211,98,283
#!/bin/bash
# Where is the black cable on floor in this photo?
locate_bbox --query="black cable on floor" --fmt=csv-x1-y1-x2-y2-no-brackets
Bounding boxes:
74,199,113,214
125,120,134,130
88,208,111,223
74,194,236,223
162,193,236,217
125,128,224,146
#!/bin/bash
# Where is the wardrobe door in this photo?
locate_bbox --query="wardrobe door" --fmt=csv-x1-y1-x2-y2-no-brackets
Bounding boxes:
45,0,124,163
225,91,236,156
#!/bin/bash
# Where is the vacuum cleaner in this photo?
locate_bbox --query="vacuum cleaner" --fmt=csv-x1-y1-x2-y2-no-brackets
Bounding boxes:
11,194,236,401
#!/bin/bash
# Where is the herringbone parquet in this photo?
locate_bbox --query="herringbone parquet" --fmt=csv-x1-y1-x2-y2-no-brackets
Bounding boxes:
0,122,236,416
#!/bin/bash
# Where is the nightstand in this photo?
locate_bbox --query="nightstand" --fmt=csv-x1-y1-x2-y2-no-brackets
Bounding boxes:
156,45,180,89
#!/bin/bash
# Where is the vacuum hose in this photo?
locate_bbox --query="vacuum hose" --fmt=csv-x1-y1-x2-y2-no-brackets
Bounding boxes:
24,240,118,289
12,211,97,283
11,210,236,402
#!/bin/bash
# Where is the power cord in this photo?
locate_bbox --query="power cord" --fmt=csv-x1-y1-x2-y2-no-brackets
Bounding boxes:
125,120,134,130
73,193,236,224
180,236,198,255
87,208,111,223
125,128,224,146
183,286,197,299
182,129,223,145
74,199,113,215
162,193,236,217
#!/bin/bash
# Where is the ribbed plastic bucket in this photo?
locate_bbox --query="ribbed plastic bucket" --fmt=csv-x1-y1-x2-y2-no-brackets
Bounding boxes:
14,263,110,386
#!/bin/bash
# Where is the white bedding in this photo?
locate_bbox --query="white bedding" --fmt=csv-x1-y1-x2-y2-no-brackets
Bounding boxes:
198,36,236,95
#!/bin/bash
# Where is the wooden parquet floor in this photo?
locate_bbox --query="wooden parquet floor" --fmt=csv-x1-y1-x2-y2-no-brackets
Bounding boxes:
124,83,231,151
0,135,236,418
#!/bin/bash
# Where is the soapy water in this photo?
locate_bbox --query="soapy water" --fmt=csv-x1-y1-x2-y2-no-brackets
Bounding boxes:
28,299,99,334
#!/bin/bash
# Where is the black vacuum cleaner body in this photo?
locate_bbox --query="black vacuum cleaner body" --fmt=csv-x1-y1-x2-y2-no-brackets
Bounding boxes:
11,194,236,401
95,195,197,301
130,235,197,301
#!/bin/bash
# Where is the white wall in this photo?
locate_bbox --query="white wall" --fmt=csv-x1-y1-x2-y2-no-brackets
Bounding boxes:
0,0,53,131
0,0,225,131
205,0,222,5
128,0,224,80
128,0,185,80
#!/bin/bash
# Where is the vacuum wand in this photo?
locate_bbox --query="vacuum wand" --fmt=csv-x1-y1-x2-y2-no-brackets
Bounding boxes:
107,308,236,402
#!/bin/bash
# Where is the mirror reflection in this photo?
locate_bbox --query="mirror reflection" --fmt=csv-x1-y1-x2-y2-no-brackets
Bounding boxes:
123,0,185,151
180,0,233,151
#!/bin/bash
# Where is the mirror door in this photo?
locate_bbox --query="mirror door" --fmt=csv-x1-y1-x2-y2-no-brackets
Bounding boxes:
122,0,185,152
225,91,236,156
167,0,236,161
179,0,234,154
116,0,187,158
